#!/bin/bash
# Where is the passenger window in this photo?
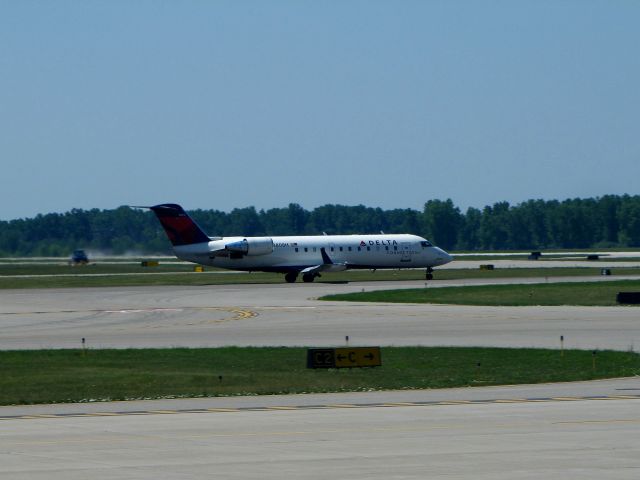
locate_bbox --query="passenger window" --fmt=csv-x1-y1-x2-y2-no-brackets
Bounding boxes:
304,247,308,252
348,246,352,251
295,248,299,252
331,247,334,252
385,246,389,251
367,246,371,251
339,247,343,252
394,246,398,251
357,247,361,251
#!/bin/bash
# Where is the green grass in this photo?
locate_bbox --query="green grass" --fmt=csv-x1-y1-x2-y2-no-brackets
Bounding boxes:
0,262,197,276
0,271,284,289
2,260,640,289
322,280,640,306
1,347,638,405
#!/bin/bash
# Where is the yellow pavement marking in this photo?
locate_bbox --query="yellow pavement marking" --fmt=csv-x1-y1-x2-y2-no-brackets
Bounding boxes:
593,395,638,400
10,414,60,419
554,418,640,426
2,395,639,421
201,307,259,324
231,309,258,320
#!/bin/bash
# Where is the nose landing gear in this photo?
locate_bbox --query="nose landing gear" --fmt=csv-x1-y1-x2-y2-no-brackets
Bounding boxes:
425,267,434,281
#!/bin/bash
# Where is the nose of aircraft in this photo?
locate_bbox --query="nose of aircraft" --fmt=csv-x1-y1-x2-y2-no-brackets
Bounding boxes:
434,248,453,266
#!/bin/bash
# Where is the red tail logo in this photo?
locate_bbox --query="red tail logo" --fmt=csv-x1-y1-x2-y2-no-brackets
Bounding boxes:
150,204,210,246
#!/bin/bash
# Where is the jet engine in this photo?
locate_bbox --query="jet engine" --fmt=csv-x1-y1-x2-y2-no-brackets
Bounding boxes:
225,237,274,256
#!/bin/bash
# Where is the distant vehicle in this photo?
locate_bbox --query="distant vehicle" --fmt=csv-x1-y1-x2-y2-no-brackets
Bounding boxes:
69,249,89,265
144,203,452,282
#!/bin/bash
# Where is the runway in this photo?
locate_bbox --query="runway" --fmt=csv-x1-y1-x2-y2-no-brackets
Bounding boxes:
1,277,639,350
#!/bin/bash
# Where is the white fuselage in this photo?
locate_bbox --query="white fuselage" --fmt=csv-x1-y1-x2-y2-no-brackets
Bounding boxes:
173,233,452,272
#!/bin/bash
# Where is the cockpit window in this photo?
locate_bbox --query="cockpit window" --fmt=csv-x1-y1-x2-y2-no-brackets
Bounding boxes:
420,241,432,247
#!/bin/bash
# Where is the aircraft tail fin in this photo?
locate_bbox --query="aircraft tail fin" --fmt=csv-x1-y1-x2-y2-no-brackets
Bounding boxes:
149,204,210,246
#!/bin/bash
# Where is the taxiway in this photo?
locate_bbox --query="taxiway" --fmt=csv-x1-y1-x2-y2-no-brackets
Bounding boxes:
1,278,639,350
2,381,639,479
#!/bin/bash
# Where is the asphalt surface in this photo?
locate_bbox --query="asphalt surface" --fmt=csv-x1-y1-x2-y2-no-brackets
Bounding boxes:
2,278,640,478
2,386,639,479
1,277,639,350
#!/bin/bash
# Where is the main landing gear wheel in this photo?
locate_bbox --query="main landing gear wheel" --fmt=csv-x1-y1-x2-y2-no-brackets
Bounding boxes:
426,267,434,281
285,272,298,283
302,273,316,283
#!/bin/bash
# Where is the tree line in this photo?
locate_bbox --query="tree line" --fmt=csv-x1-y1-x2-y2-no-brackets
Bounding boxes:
1,195,640,256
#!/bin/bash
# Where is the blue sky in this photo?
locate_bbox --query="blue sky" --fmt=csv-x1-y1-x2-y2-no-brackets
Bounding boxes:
1,0,638,219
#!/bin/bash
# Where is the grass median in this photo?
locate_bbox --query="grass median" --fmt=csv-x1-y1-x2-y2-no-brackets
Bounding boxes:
1,347,639,405
2,263,640,289
321,280,640,306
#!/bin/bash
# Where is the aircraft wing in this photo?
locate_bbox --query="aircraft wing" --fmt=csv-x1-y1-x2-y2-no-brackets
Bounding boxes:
300,247,348,275
300,263,347,275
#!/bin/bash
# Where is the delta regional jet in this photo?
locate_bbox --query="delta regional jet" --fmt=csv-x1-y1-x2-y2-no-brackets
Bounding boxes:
147,203,453,283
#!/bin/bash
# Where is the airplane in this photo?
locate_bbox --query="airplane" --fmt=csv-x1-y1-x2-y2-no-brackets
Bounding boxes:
144,203,453,283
